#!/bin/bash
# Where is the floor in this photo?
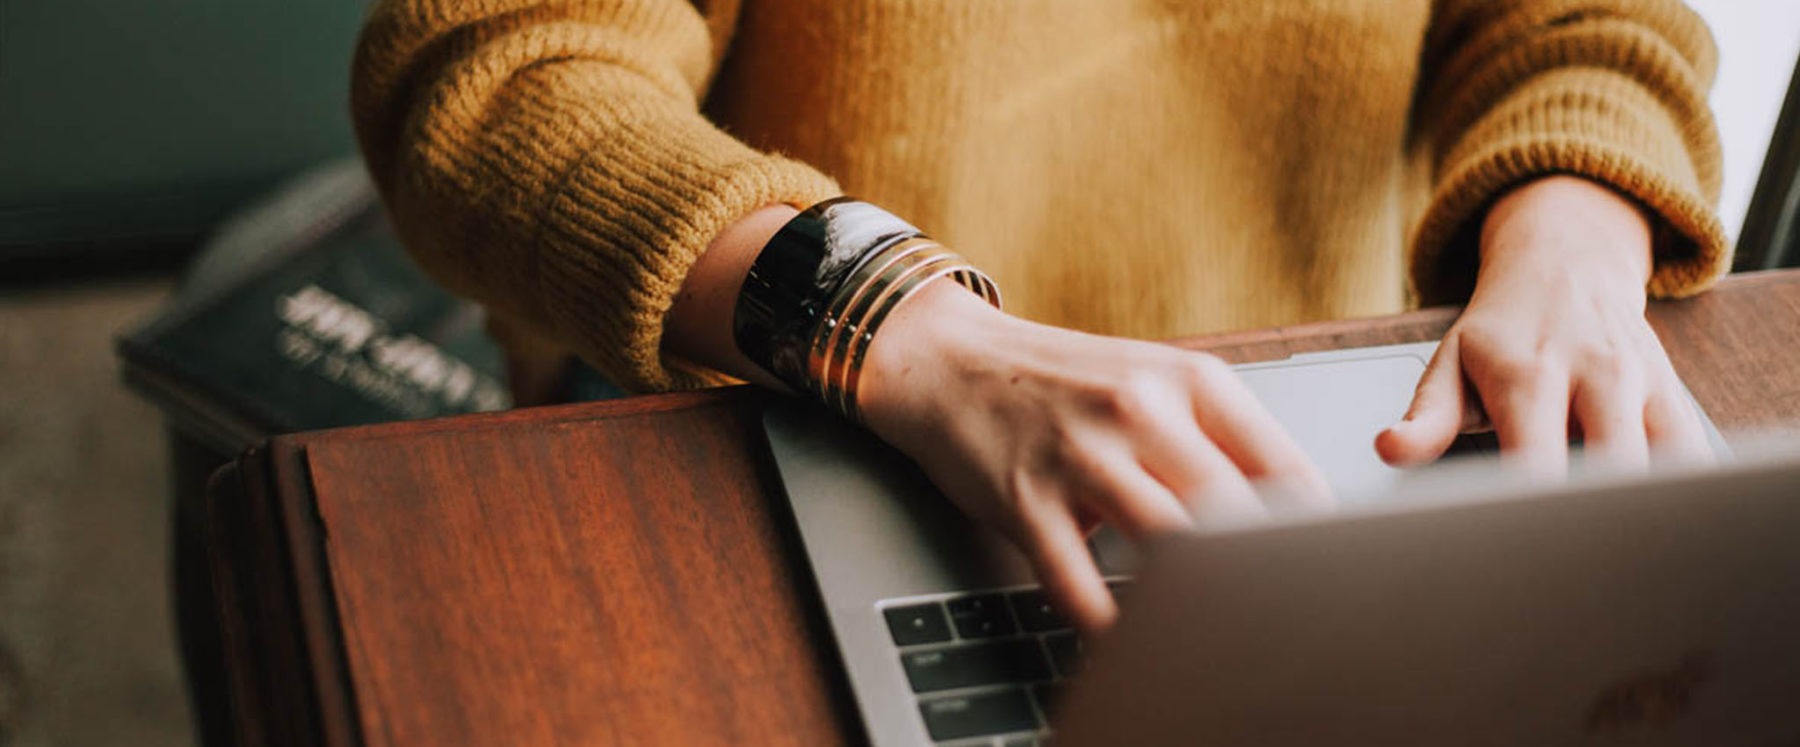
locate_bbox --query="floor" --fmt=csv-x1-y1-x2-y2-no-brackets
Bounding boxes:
0,277,194,746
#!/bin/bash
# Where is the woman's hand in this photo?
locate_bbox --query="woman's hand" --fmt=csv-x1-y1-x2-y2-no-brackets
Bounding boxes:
1377,175,1713,473
666,206,1325,631
858,280,1329,632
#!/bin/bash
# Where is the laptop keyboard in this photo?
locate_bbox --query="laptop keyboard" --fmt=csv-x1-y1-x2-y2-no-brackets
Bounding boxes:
881,581,1128,745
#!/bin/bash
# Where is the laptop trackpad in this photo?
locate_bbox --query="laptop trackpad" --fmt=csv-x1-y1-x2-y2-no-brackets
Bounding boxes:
1092,352,1428,574
1238,353,1426,501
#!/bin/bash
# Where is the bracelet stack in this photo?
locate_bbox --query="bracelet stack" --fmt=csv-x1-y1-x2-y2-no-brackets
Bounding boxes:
734,198,1000,421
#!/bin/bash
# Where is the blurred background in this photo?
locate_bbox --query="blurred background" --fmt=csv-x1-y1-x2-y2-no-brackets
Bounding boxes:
0,1,1796,744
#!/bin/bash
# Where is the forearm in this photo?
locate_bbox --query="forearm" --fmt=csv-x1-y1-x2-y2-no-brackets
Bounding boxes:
1478,175,1654,295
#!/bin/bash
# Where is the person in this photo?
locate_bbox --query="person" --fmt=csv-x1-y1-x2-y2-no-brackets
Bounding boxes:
352,0,1726,632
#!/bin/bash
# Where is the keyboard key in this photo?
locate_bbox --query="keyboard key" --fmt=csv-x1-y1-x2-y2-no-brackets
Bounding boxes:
946,594,1016,639
1044,631,1083,677
884,603,953,646
1032,681,1068,716
1007,589,1068,632
919,689,1040,740
901,638,1052,692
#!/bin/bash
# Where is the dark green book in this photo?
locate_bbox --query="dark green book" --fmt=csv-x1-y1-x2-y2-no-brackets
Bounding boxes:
118,164,511,454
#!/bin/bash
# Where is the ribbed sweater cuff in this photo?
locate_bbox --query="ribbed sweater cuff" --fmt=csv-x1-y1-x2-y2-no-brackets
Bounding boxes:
1411,77,1728,304
534,136,839,393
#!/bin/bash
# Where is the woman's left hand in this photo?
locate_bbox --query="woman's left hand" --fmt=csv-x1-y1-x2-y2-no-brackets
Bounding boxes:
1376,175,1714,474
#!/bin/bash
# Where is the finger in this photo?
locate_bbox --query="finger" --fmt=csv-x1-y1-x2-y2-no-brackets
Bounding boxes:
1132,418,1274,519
1478,362,1571,476
1067,447,1195,540
1182,360,1331,501
1570,372,1649,471
1644,385,1715,465
1378,336,1481,467
1629,327,1717,466
1019,507,1118,632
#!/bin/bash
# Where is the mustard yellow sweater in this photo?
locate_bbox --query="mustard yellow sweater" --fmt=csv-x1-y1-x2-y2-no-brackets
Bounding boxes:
352,0,1726,393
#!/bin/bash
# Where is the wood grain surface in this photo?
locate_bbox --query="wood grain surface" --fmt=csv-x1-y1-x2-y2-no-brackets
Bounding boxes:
214,270,1800,746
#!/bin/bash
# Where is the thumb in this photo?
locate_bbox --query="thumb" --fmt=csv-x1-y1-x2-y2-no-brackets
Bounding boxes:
1377,336,1475,466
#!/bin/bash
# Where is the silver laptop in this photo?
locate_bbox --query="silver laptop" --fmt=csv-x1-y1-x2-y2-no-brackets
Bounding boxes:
1053,445,1800,746
761,342,1780,746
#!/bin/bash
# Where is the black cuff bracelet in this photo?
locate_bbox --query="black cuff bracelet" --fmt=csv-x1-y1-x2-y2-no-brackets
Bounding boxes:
734,198,926,393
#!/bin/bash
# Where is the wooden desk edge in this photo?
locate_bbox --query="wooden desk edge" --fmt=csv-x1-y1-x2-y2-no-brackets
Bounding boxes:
206,442,361,746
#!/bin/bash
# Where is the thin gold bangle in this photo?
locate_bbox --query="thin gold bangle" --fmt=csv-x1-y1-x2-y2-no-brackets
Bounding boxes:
836,260,970,421
814,248,958,408
824,253,960,415
794,233,999,419
806,238,943,397
828,253,998,420
838,259,997,420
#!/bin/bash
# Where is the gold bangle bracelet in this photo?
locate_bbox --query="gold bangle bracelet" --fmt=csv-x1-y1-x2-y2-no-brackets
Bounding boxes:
811,253,997,420
835,259,973,421
822,252,961,416
813,247,959,408
839,257,998,420
805,237,944,397
797,232,999,420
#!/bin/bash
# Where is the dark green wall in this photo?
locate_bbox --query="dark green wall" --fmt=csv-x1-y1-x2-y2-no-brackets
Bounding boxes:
0,0,369,257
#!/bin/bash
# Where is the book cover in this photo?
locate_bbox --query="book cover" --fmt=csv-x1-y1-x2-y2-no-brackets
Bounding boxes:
118,167,511,454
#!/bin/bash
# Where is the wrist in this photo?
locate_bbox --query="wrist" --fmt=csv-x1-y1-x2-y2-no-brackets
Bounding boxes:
858,278,1014,428
665,204,800,391
1478,175,1654,288
726,198,999,419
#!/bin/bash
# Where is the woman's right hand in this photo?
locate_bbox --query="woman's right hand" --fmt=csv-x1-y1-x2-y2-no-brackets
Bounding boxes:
857,280,1330,632
661,205,1328,632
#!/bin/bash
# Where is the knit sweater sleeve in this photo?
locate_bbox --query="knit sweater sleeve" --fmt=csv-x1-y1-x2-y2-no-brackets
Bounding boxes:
1407,0,1726,305
351,0,840,392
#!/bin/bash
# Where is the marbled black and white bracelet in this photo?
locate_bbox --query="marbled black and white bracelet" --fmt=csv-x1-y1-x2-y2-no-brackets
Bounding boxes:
733,198,999,420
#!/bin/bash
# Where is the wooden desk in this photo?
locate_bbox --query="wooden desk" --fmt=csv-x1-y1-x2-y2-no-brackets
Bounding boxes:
205,270,1800,746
